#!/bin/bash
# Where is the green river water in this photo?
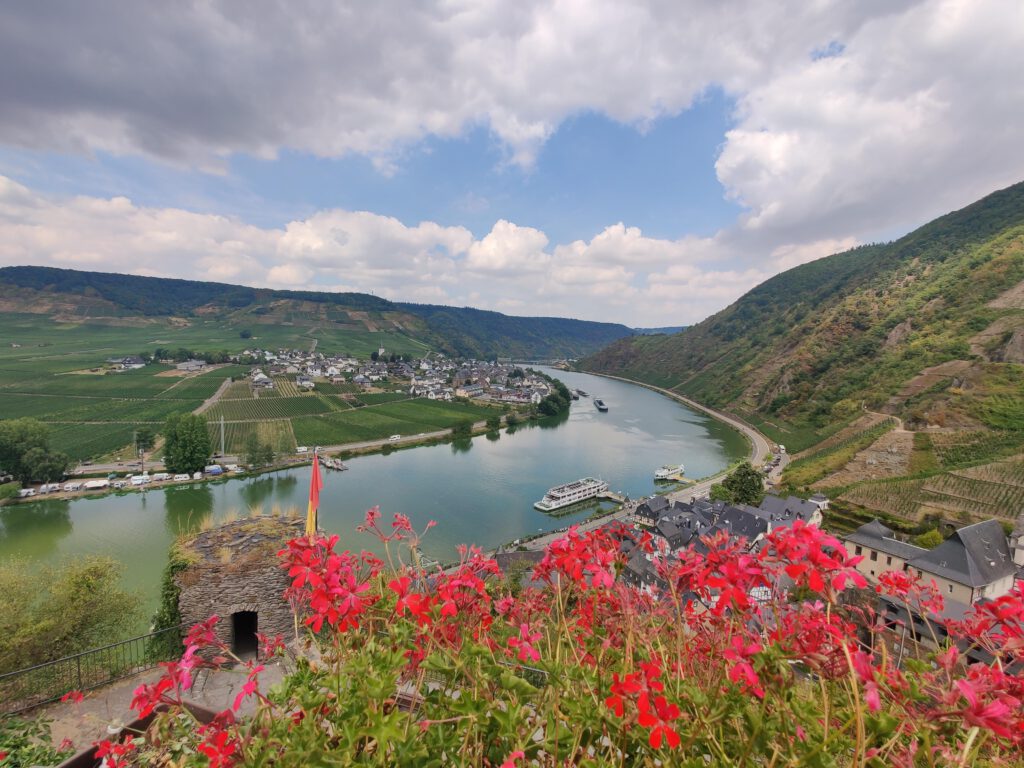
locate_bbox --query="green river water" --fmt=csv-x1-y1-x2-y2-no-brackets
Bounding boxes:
0,369,747,626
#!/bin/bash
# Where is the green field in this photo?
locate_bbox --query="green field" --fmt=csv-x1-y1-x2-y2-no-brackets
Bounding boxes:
205,396,333,421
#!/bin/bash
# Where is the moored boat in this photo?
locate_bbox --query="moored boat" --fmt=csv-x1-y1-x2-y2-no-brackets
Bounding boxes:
534,477,609,511
594,398,608,412
654,463,685,480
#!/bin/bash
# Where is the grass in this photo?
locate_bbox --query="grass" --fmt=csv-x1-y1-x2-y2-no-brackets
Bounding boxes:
356,392,414,405
908,432,940,475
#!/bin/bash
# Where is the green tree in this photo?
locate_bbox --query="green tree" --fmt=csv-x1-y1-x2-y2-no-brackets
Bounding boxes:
485,414,501,432
451,419,474,439
163,414,212,475
0,419,68,483
913,528,944,549
19,447,69,483
0,555,142,673
715,462,766,506
244,434,276,467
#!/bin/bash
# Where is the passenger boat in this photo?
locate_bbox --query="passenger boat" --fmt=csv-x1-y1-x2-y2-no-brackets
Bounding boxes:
534,477,609,511
654,463,685,480
594,398,609,412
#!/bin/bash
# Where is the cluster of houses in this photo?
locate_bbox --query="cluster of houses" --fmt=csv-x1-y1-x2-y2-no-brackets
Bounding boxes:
241,348,553,404
608,488,1024,666
621,493,829,591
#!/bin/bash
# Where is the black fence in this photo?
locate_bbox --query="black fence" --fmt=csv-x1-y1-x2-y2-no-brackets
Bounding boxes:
0,624,186,716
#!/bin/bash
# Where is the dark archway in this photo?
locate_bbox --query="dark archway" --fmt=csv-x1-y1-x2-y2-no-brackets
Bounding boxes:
231,610,258,659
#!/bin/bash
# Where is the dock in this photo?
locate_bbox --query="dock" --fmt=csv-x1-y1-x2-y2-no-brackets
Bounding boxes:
597,489,627,504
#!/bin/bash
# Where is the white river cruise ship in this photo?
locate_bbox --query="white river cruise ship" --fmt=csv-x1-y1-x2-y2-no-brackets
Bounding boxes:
534,477,609,512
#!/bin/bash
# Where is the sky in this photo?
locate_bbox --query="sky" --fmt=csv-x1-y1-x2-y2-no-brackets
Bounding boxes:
1,0,1023,327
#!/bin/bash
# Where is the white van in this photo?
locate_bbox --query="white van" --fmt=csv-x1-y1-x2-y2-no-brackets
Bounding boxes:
296,446,309,453
152,472,170,482
389,434,401,442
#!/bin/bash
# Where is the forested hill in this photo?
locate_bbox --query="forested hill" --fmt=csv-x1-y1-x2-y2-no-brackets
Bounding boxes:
0,266,633,358
582,181,1024,450
397,303,632,360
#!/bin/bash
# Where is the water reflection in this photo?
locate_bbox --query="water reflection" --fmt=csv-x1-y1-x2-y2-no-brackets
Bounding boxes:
0,500,72,557
451,438,473,453
164,485,213,535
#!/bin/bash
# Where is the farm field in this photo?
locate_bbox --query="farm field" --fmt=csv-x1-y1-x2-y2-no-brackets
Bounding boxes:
291,399,498,446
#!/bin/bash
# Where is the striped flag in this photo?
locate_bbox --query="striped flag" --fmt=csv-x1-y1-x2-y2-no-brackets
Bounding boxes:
305,450,323,537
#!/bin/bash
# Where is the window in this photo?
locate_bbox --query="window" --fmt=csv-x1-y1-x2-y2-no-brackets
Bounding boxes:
948,585,953,594
855,545,862,556
886,556,892,566
870,551,878,562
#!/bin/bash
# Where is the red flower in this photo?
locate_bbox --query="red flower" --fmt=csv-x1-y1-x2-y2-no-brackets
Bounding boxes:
61,689,84,704
637,694,681,749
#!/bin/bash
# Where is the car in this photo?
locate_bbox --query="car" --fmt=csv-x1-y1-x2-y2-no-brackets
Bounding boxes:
296,446,309,453
389,434,401,442
172,474,190,482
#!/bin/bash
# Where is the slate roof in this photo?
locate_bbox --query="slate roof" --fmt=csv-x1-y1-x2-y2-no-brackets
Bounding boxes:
844,520,926,561
716,505,769,543
756,494,820,524
909,520,1016,588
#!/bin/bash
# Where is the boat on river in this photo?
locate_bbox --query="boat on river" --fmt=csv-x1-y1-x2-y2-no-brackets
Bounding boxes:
654,463,685,480
534,477,609,511
319,455,348,471
594,398,608,412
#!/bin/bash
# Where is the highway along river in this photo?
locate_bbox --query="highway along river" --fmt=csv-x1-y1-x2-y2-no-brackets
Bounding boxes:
0,368,746,626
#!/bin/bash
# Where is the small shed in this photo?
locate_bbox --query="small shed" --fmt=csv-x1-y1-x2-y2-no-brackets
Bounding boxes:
175,516,302,658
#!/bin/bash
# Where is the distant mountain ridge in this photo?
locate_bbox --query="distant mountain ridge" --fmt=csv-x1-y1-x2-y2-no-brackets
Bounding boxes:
0,266,633,359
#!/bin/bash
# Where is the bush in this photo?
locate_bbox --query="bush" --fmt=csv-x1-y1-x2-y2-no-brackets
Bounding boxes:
0,556,142,674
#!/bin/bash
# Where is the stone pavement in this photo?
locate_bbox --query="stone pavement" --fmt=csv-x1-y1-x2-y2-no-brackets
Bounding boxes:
33,659,289,753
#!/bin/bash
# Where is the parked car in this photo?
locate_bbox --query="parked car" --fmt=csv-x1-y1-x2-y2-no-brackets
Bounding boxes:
389,434,401,442
172,474,190,482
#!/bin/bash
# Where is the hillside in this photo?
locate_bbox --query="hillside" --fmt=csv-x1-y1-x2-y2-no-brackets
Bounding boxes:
583,181,1024,527
0,266,632,359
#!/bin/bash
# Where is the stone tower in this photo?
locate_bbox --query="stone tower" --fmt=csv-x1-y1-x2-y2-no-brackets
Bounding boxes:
175,515,302,657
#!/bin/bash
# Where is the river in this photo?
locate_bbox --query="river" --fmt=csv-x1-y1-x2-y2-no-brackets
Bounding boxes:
0,368,746,623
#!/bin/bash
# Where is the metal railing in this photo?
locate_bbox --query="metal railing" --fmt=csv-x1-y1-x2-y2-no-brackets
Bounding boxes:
0,624,186,716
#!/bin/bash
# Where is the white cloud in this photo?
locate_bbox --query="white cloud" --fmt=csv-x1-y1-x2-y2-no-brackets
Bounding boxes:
1,1,1023,330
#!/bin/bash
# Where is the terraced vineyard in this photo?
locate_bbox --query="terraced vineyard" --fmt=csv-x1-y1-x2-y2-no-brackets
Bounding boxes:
292,399,497,446
838,455,1024,523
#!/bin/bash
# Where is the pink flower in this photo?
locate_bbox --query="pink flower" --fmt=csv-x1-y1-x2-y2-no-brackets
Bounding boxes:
61,689,84,704
500,750,526,767
507,623,542,663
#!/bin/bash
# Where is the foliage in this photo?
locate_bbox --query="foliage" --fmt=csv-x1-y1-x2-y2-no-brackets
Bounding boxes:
0,481,20,503
485,414,502,431
163,414,212,475
135,426,156,455
0,418,69,483
0,715,74,767
450,419,474,439
146,544,194,662
84,514,1024,766
712,461,765,505
243,433,276,467
913,528,945,548
0,556,141,674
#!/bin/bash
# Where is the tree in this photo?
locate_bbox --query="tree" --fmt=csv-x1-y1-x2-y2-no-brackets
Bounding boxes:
451,419,473,439
485,414,501,432
0,418,59,484
714,462,766,506
240,329,252,339
0,555,141,672
19,447,70,483
913,529,944,549
163,414,212,475
244,434,276,468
